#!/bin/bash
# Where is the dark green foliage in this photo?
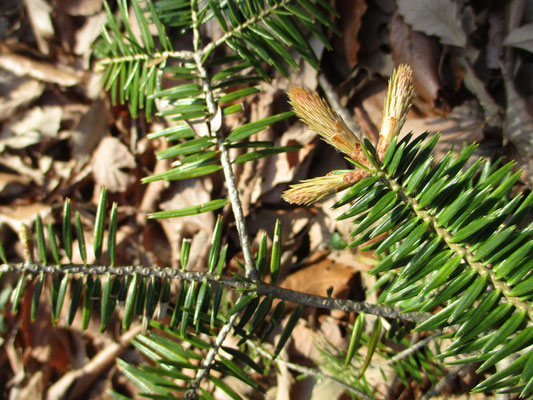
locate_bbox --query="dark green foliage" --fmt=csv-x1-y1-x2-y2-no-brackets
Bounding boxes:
3,128,533,397
96,0,328,218
339,132,533,395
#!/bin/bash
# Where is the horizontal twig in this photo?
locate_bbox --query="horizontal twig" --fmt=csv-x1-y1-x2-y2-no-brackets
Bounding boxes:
1,262,429,322
97,50,195,68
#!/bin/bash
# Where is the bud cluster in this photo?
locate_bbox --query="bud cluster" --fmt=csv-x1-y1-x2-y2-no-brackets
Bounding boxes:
283,65,414,206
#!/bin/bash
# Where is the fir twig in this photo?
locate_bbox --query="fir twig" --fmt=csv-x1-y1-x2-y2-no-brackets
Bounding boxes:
191,1,258,283
186,312,241,399
0,262,428,322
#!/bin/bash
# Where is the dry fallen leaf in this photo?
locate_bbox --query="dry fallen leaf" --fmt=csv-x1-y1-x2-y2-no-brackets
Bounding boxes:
288,317,345,363
280,257,357,300
0,202,52,233
397,0,467,47
255,124,317,205
336,0,367,68
0,106,62,150
62,0,103,16
71,100,109,159
503,22,533,53
158,179,215,269
356,4,394,75
74,12,107,57
502,65,533,186
309,378,347,400
92,136,136,192
0,152,45,184
402,100,485,147
0,72,44,121
24,0,54,54
13,371,46,400
0,53,80,86
0,172,31,198
389,15,446,109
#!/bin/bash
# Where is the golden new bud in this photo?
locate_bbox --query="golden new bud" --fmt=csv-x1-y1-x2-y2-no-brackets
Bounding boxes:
377,64,414,158
282,172,355,206
288,87,360,156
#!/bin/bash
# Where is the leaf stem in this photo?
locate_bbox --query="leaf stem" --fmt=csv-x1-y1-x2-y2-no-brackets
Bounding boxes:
183,4,260,397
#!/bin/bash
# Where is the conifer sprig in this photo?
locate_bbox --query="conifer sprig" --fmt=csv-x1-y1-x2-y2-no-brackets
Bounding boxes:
284,65,415,205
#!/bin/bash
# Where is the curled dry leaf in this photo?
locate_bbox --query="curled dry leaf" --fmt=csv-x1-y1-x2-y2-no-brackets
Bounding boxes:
23,0,54,54
336,0,367,68
389,15,446,109
0,53,80,86
0,73,44,121
91,137,136,192
397,0,467,47
0,106,62,150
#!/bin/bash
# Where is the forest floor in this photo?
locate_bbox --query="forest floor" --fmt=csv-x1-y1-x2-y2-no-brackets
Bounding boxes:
0,0,532,398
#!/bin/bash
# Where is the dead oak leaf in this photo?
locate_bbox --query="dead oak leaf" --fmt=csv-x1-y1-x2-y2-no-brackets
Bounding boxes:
0,106,62,150
397,0,467,47
92,137,136,192
0,73,44,121
0,202,51,233
279,257,357,300
0,53,80,86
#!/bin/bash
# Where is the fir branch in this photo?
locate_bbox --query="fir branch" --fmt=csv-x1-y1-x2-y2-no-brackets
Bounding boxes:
191,2,258,282
200,0,292,58
420,365,469,400
384,173,533,322
96,50,195,69
375,330,443,368
218,139,258,281
0,262,428,322
256,282,428,322
186,311,240,399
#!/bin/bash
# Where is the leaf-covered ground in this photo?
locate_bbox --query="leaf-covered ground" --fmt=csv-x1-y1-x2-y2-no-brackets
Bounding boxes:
0,0,532,398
